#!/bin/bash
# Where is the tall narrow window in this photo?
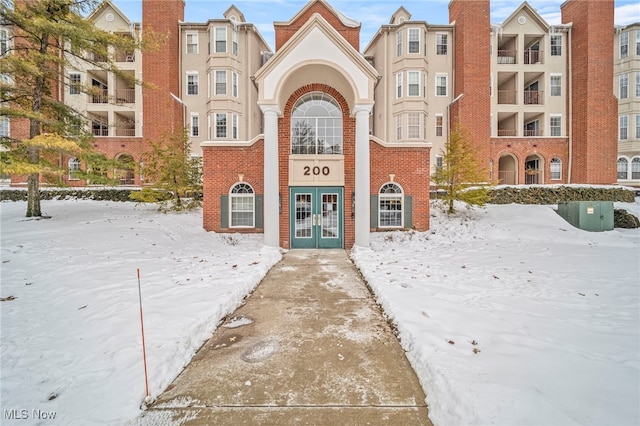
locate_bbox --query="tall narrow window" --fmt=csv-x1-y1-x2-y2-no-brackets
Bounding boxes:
230,183,254,227
0,115,8,137
550,115,562,136
408,113,420,138
550,158,562,180
0,29,8,56
636,72,640,97
215,70,226,95
232,27,238,56
290,92,342,155
637,30,640,55
436,33,447,55
436,74,447,96
408,28,420,54
618,157,629,180
215,27,227,53
632,158,640,180
396,115,402,140
232,71,238,98
187,73,198,95
396,29,403,57
396,73,403,98
620,32,629,58
435,114,443,137
232,114,238,140
619,115,628,140
550,74,561,96
191,113,199,137
408,71,420,96
620,73,629,99
550,34,562,56
379,183,403,228
436,156,443,170
186,33,198,54
216,113,227,138
68,157,81,180
69,73,81,95
636,114,640,138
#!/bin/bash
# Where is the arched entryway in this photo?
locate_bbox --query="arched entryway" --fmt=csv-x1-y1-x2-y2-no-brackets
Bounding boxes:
498,154,517,184
115,154,135,185
525,154,543,184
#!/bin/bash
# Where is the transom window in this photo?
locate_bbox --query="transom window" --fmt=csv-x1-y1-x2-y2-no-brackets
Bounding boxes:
230,183,254,227
379,183,403,228
291,92,342,155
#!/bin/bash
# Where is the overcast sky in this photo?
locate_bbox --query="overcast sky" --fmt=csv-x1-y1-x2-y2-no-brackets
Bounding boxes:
111,0,640,50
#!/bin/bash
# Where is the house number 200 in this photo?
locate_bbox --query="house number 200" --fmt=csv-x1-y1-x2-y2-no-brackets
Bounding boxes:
303,166,330,176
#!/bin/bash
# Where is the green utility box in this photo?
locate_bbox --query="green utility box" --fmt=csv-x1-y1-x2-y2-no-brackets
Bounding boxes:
557,201,614,232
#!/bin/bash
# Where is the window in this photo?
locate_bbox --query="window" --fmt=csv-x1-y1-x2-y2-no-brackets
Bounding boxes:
291,92,342,155
436,33,447,55
550,74,561,96
408,71,420,96
215,70,226,95
550,35,562,56
0,29,8,56
68,157,81,180
232,27,238,56
620,32,629,58
408,28,420,54
232,114,238,140
550,115,562,136
396,114,402,140
637,30,640,55
191,113,199,137
636,114,640,138
187,73,198,95
396,73,403,98
436,156,444,170
0,115,8,137
186,32,198,54
436,74,447,96
379,183,403,228
619,115,628,140
636,72,640,97
216,113,227,138
620,73,629,99
215,27,227,53
632,158,640,180
396,29,403,56
232,72,238,98
69,73,81,95
230,183,254,227
408,113,420,138
435,114,443,137
550,158,562,180
618,157,629,180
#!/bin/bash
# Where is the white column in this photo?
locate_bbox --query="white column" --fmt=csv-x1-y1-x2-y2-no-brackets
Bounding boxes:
353,104,373,248
260,105,281,248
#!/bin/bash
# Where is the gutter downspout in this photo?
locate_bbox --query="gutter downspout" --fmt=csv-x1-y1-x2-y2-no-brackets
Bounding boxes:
567,24,573,183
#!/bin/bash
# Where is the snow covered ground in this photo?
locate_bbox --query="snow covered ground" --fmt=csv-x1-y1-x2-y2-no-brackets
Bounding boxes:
1,198,639,425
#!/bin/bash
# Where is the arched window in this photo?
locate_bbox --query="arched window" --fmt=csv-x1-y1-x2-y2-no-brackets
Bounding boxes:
617,157,629,180
550,157,562,180
68,157,81,180
632,157,640,180
291,92,342,155
379,183,403,228
230,183,254,227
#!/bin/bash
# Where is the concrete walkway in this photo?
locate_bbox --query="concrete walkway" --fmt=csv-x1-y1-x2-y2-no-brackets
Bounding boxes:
141,250,431,425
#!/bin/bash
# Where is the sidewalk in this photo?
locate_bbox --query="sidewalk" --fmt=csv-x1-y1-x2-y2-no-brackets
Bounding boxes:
138,249,432,425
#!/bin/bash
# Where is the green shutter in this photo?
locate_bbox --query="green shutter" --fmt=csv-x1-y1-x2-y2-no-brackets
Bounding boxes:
370,195,378,228
220,195,229,228
255,195,263,228
404,195,413,229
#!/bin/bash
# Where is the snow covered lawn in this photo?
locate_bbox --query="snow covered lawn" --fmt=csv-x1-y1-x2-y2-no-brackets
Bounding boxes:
1,198,639,425
352,201,640,425
0,200,281,425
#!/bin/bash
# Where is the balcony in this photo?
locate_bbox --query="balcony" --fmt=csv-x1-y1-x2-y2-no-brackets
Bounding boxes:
497,129,517,137
90,89,109,104
498,90,517,105
524,90,543,105
524,49,544,65
115,89,135,104
497,50,517,64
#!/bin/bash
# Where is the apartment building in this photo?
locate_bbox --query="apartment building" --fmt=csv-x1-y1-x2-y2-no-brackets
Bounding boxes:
2,0,619,249
615,22,640,186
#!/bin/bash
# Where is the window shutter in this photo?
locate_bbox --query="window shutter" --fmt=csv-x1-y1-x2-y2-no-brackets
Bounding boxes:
255,195,263,228
404,195,413,229
370,195,378,228
220,195,229,228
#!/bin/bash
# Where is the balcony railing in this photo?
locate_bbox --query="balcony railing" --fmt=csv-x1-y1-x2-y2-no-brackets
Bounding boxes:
524,90,544,105
524,49,544,65
497,90,517,104
497,50,517,64
92,128,108,137
497,129,517,137
90,89,109,104
523,129,543,137
115,128,135,137
115,89,135,103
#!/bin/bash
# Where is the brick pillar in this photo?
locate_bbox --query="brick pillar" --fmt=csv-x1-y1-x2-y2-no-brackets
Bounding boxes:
448,0,491,180
142,0,184,144
562,0,617,184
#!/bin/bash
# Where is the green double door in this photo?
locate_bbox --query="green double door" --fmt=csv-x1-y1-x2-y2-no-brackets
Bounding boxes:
290,187,343,249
